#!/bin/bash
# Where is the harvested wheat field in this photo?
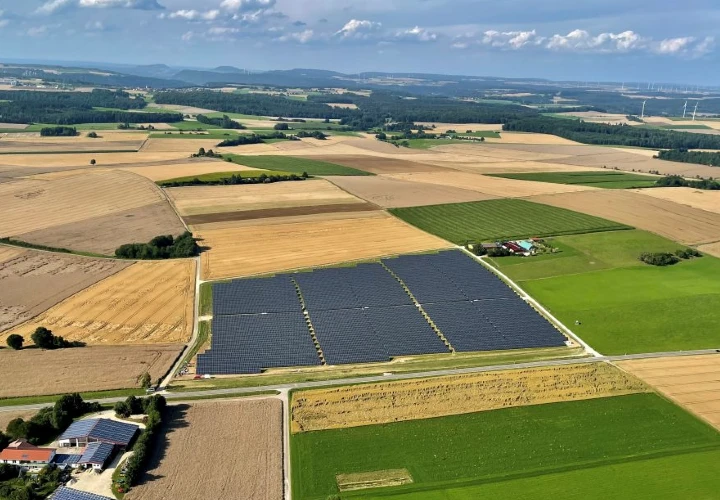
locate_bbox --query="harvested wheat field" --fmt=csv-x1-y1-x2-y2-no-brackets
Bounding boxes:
483,132,579,145
300,155,446,174
325,175,497,208
4,259,196,345
449,161,604,175
120,160,260,181
528,190,720,245
291,362,647,432
0,170,185,254
126,399,282,500
0,246,129,332
433,144,574,162
0,410,36,430
194,211,452,280
415,122,504,133
698,241,720,258
140,137,221,153
0,132,147,153
0,344,182,398
166,179,365,216
0,151,194,169
618,355,720,430
632,187,720,215
386,171,596,198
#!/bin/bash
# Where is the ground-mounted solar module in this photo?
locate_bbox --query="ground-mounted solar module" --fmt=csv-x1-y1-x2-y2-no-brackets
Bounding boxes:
382,254,467,304
213,275,301,316
310,308,390,365
364,305,449,356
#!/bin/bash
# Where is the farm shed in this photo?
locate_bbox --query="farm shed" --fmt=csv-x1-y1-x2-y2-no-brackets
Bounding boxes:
50,487,114,500
77,441,115,470
57,419,139,448
0,439,55,468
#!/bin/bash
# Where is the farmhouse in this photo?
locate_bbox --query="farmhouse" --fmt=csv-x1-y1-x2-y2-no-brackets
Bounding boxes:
57,418,139,449
0,439,56,469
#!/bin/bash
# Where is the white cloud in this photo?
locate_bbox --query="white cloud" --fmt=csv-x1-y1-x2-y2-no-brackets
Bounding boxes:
36,0,73,14
654,35,715,57
483,29,544,49
78,0,164,9
275,28,314,43
693,36,716,56
27,25,49,36
395,26,437,42
546,29,645,52
655,36,694,54
167,9,220,21
335,19,382,39
181,30,194,41
0,19,8,29
220,0,275,12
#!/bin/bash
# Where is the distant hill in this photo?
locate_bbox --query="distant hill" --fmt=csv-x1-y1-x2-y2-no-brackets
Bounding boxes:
213,66,243,74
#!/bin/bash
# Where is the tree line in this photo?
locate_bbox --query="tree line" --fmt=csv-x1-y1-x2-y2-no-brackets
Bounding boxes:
657,149,720,167
655,175,720,190
216,130,290,147
6,327,84,351
115,232,200,260
196,114,246,129
40,126,78,136
159,172,307,188
503,116,720,149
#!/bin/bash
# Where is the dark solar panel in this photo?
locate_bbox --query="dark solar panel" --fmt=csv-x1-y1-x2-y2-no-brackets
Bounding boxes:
52,487,114,500
429,251,518,301
383,255,467,304
88,420,139,446
58,419,99,441
293,269,362,311
346,264,413,307
364,305,449,356
475,297,566,348
79,442,114,464
422,301,514,352
311,309,389,364
213,276,301,315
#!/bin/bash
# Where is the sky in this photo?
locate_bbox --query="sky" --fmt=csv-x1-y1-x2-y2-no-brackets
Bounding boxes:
0,0,718,84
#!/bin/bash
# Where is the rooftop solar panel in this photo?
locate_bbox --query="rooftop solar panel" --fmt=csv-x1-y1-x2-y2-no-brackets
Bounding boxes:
89,419,139,446
51,487,114,500
79,442,114,465
58,419,99,441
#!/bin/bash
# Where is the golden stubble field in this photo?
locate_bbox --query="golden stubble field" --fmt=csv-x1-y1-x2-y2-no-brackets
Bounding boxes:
193,211,452,280
528,189,720,246
617,355,720,431
291,362,647,432
126,399,282,500
0,344,182,398
166,179,365,216
632,187,720,215
0,245,129,332
4,259,196,345
0,131,148,153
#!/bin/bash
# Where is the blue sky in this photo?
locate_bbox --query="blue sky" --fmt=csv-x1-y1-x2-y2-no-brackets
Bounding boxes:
0,0,718,84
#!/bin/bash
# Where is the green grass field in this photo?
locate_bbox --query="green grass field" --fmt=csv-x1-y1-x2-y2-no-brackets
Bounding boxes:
222,155,372,176
455,130,501,138
487,171,659,189
291,393,720,500
404,138,483,149
357,449,720,500
390,199,630,244
156,169,295,186
489,230,720,354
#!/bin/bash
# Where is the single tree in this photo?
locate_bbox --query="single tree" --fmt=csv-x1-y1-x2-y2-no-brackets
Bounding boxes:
87,131,98,138
140,372,152,389
114,401,131,418
31,327,55,349
90,159,97,166
6,334,23,350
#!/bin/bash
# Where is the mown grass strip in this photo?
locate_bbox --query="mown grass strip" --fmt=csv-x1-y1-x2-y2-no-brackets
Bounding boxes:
222,154,372,176
390,199,631,244
487,171,659,189
0,389,146,407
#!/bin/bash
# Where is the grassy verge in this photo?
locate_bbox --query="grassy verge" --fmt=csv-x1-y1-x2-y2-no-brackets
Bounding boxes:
169,390,279,402
222,154,372,176
168,346,583,392
175,321,211,375
0,238,110,258
291,393,720,499
389,199,631,244
0,389,146,407
199,282,213,316
486,171,659,189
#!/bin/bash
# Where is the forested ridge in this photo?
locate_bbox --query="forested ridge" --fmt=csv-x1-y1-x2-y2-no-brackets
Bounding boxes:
657,149,720,167
503,116,720,149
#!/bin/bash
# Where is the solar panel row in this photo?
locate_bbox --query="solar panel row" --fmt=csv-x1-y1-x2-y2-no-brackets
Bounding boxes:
213,275,301,315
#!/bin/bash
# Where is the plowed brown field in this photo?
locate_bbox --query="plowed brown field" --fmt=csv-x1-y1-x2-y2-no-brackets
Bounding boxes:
291,362,647,432
0,170,185,254
3,259,196,345
126,399,282,500
0,344,182,398
194,211,452,280
618,355,720,430
0,246,129,332
325,175,497,207
528,190,720,245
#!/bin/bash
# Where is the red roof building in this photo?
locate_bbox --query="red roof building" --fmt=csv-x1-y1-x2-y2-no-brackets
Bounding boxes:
0,439,56,468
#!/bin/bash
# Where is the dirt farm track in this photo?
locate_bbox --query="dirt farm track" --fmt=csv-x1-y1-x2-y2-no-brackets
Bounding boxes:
126,399,283,500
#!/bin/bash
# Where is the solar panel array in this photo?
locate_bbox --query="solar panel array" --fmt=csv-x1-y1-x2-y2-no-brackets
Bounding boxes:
197,250,566,374
51,487,113,500
79,441,114,465
89,419,139,446
197,312,320,374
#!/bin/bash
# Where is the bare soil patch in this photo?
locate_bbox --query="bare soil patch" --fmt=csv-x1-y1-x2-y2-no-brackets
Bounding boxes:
165,179,363,216
4,259,196,345
194,211,451,280
0,132,147,153
631,187,720,215
291,362,646,432
0,344,182,398
326,175,497,208
0,123,29,130
618,355,720,430
528,190,720,245
126,399,282,500
0,246,129,332
0,170,184,254
300,155,447,174
184,202,377,225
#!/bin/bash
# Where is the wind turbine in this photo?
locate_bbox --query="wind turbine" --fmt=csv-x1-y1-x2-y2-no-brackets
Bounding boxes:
693,102,699,121
683,100,688,119
641,100,647,120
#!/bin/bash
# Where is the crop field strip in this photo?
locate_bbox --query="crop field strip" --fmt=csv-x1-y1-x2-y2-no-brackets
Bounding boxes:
224,154,372,176
291,393,720,500
390,198,630,245
291,362,648,432
487,171,660,189
2,259,196,345
196,251,566,375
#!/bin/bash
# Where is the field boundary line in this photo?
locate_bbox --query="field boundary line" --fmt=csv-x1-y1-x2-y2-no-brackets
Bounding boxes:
164,256,201,385
460,247,601,357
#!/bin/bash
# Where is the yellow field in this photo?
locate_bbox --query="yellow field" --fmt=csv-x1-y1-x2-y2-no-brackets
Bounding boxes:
0,151,192,168
4,259,196,345
385,171,596,197
0,170,170,236
698,241,720,259
291,362,647,432
119,161,259,181
194,211,452,280
140,137,221,153
166,179,364,216
617,355,720,430
632,187,720,215
483,132,579,145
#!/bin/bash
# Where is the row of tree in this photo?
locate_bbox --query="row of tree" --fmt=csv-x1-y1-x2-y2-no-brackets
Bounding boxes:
655,175,720,190
657,149,720,167
115,232,200,260
639,248,702,266
196,114,246,129
40,126,78,136
6,327,84,351
159,172,307,188
503,117,720,149
216,130,290,147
